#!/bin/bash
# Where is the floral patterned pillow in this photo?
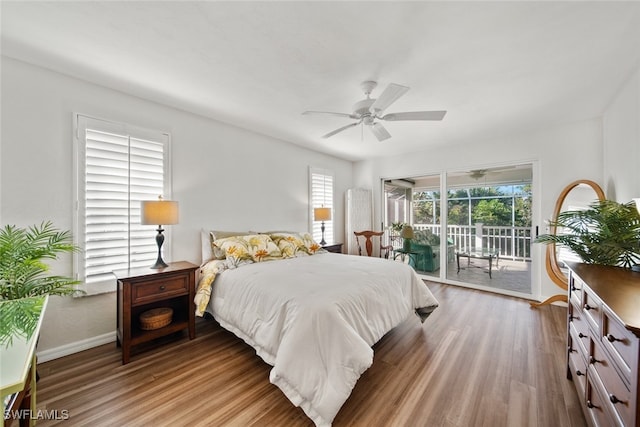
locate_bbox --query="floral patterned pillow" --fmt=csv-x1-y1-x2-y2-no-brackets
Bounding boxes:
209,231,251,260
269,232,326,257
269,233,309,258
298,232,325,254
213,234,282,266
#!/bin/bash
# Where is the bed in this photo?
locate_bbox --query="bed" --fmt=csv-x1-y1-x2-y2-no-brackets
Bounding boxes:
195,231,439,426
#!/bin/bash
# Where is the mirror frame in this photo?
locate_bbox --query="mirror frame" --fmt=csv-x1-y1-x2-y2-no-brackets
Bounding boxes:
545,179,605,289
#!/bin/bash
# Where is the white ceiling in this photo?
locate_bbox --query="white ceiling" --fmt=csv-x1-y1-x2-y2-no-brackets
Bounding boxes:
2,1,640,162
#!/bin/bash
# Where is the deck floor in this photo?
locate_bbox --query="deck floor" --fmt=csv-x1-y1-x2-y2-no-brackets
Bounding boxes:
410,257,532,295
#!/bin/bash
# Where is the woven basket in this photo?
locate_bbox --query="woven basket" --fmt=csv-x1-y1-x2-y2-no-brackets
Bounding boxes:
139,307,173,330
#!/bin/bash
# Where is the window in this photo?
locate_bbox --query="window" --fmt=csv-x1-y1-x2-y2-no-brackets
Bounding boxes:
309,167,334,244
74,115,171,295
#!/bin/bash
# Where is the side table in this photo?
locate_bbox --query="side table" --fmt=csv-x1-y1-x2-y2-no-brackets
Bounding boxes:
322,243,343,254
116,261,198,364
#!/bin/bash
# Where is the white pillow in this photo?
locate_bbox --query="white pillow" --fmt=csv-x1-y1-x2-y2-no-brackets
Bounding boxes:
200,229,213,266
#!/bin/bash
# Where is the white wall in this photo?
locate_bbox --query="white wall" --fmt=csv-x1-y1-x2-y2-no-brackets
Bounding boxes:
353,119,605,302
604,67,640,203
0,57,353,357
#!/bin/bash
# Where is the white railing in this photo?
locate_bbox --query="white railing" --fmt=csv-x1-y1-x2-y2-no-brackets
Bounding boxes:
387,224,532,261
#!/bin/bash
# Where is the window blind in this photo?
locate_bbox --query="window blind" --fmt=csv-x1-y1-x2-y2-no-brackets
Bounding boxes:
75,115,170,294
309,168,334,244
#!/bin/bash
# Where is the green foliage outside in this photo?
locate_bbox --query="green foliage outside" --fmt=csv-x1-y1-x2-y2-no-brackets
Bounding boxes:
413,184,532,227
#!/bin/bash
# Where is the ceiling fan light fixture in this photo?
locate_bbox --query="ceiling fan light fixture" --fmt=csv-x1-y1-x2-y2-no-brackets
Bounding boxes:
469,170,487,180
302,81,446,141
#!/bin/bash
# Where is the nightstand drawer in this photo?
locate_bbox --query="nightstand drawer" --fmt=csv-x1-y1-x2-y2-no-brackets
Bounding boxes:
132,276,188,305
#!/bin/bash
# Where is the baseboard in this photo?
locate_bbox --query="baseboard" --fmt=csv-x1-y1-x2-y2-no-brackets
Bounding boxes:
36,331,116,363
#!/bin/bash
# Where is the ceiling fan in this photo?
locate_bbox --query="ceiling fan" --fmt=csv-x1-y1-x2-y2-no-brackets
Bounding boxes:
468,166,517,180
302,81,446,141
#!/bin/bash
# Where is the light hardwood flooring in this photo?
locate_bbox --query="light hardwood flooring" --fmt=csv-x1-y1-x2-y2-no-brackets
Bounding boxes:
35,282,586,426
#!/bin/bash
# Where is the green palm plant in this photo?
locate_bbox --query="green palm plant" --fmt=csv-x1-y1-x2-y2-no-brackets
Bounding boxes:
535,199,640,268
0,296,45,347
0,221,81,300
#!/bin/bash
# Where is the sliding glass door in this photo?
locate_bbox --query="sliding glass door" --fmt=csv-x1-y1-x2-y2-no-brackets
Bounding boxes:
384,175,441,279
383,163,533,296
445,166,532,294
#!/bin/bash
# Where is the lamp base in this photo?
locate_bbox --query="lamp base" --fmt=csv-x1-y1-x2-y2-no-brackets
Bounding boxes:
150,226,168,269
150,258,169,269
320,221,327,246
403,239,412,252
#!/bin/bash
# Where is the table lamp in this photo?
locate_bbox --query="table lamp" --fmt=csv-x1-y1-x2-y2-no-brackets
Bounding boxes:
141,196,179,269
314,207,331,245
401,225,414,251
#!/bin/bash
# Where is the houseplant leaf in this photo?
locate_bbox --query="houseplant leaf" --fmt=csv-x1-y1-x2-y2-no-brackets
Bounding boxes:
535,200,640,268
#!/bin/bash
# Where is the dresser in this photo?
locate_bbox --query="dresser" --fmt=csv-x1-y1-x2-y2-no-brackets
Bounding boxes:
566,262,640,427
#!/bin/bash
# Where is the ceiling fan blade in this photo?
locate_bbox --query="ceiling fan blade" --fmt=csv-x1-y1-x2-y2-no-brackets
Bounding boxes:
370,83,409,114
370,123,391,141
303,111,359,119
381,110,447,121
322,122,359,138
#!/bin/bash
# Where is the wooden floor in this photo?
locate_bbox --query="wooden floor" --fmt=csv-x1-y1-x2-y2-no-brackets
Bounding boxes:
35,282,586,426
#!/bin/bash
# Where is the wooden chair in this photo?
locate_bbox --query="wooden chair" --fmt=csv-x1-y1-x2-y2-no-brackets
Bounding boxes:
353,231,393,259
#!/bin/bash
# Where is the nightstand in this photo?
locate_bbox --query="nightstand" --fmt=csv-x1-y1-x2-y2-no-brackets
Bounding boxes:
116,261,198,364
322,243,343,254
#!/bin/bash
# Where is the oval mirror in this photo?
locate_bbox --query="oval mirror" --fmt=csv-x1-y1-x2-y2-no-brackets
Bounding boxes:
545,179,605,289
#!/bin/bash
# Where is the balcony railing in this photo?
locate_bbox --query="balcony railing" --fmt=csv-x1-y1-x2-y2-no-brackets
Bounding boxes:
388,224,532,261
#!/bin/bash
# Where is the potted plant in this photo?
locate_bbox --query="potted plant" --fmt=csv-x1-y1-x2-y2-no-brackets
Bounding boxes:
535,199,640,269
0,221,81,346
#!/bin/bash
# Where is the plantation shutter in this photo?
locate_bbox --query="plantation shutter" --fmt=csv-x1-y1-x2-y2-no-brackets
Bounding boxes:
75,115,170,294
309,167,334,244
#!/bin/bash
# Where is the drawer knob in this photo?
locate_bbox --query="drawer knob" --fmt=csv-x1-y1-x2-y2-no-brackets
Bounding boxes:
159,285,166,291
589,356,599,365
578,332,587,339
586,400,597,409
583,303,593,311
606,334,620,343
609,394,623,404
576,370,584,377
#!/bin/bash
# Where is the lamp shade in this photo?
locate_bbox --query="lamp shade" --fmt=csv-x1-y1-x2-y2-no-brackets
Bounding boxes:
314,207,331,222
400,225,414,239
141,199,179,225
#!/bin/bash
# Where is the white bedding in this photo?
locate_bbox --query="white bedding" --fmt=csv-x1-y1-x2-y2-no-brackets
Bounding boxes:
204,252,438,426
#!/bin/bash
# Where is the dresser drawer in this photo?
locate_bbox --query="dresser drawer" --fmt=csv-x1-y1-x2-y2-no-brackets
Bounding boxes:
132,276,188,305
586,368,621,427
569,274,583,309
582,287,602,334
602,308,637,384
568,328,588,398
592,338,632,426
569,304,590,357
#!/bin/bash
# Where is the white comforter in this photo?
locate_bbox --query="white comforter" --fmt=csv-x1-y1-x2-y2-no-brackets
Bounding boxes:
205,253,438,426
